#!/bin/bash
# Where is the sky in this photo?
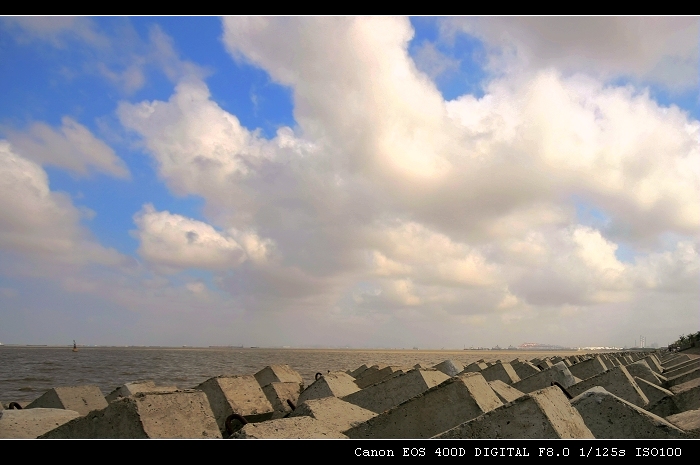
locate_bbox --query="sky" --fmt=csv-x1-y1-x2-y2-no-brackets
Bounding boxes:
0,17,698,349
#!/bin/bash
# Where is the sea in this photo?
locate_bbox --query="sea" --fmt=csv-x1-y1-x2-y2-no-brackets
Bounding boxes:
0,346,586,404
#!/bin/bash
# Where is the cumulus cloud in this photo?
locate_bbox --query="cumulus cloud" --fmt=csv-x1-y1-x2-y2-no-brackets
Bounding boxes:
5,116,130,178
102,17,698,346
0,140,124,267
4,18,205,94
442,17,699,91
132,204,273,272
3,17,108,47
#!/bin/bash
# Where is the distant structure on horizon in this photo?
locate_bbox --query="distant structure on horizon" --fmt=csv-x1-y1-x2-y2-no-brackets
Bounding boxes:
518,342,567,350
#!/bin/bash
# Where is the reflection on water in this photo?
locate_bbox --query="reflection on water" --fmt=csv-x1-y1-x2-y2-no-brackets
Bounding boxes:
0,346,584,403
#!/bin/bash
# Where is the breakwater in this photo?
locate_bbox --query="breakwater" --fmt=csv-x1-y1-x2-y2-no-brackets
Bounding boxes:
1,349,698,438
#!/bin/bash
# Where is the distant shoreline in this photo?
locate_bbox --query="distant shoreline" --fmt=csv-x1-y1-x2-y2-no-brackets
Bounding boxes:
0,345,646,354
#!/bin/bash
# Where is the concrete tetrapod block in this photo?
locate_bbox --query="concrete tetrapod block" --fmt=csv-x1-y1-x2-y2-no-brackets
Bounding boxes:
488,380,525,403
463,361,488,373
662,354,691,368
354,366,404,389
289,397,377,433
530,359,553,370
0,408,80,439
664,359,700,378
634,377,674,408
436,386,594,439
254,365,303,390
231,416,348,439
665,367,700,388
666,408,700,438
626,361,662,386
479,362,520,385
643,355,663,374
262,382,302,419
105,380,178,403
568,356,608,381
511,360,541,380
347,364,370,379
26,385,108,416
297,371,360,405
512,361,578,394
41,391,221,438
433,360,464,377
571,387,686,438
567,366,649,408
342,368,449,414
345,372,502,439
353,365,382,381
669,377,700,413
195,375,274,434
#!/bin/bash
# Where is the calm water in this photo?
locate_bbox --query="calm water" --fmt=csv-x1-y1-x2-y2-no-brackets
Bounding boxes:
0,346,585,404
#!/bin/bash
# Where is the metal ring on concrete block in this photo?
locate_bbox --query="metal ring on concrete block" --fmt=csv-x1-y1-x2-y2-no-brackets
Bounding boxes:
8,402,22,410
286,399,296,411
315,372,323,380
550,381,573,399
225,413,249,435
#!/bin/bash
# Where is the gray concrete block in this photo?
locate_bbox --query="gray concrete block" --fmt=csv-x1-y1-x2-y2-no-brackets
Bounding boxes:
661,354,691,368
254,365,303,389
0,408,80,439
342,368,449,414
568,366,649,408
480,362,520,385
436,386,594,439
355,366,404,389
262,382,301,419
231,416,348,438
530,359,553,370
571,387,686,438
634,377,673,408
433,359,464,377
568,356,608,380
626,360,662,386
511,360,541,380
345,372,502,439
666,408,700,438
463,361,487,373
642,355,663,374
488,380,525,403
105,380,178,403
665,367,700,388
664,359,700,378
669,377,700,413
512,361,577,393
195,375,274,434
297,371,360,405
289,396,377,433
26,385,108,416
347,364,369,378
41,391,221,438
354,365,382,380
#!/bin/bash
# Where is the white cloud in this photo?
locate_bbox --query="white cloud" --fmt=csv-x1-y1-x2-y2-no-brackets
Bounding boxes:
3,17,108,47
0,140,123,267
443,17,699,91
132,204,266,272
96,17,698,346
412,40,461,80
5,116,130,178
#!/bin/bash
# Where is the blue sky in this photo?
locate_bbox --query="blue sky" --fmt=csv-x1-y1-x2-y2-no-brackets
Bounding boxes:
0,17,698,348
